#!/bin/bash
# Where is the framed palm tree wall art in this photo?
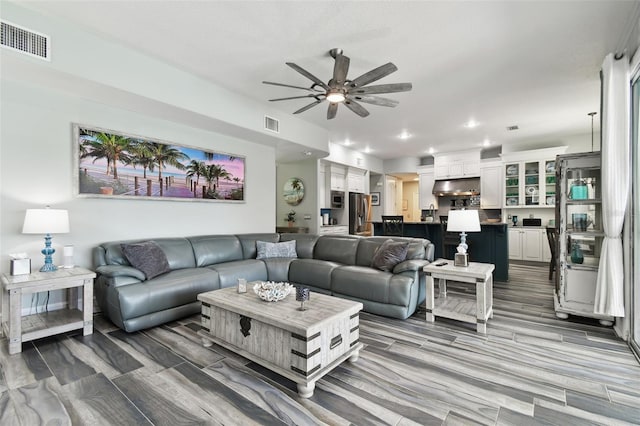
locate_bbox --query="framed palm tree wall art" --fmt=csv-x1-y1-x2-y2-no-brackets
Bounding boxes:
73,124,245,202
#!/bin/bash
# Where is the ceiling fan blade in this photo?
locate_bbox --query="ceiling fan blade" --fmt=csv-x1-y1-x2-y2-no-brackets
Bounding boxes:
349,62,398,88
332,53,350,86
327,103,338,119
351,83,412,95
268,94,320,102
347,94,399,107
286,62,330,90
262,81,320,92
293,100,323,114
344,99,370,117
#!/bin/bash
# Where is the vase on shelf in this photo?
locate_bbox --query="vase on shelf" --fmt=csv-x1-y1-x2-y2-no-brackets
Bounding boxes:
571,243,584,264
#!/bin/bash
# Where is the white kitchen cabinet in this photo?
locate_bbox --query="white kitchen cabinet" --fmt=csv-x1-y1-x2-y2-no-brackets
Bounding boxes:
330,165,346,191
509,227,547,262
480,161,502,209
433,150,481,179
417,166,437,210
347,168,366,193
508,228,523,259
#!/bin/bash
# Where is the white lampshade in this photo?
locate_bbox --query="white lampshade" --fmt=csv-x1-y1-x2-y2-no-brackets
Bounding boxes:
22,208,70,234
447,210,480,233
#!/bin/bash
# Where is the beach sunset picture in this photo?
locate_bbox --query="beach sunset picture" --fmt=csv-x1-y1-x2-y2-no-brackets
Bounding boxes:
75,125,245,201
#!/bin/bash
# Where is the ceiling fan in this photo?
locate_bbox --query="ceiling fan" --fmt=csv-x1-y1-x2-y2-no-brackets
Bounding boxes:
263,48,412,119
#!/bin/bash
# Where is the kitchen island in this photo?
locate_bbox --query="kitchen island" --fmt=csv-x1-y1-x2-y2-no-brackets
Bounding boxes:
372,221,508,281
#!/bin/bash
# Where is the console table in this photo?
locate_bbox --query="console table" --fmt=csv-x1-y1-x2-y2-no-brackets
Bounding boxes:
1,267,96,354
423,259,495,333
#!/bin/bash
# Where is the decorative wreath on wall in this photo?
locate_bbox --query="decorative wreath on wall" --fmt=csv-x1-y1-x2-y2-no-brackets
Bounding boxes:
283,177,304,206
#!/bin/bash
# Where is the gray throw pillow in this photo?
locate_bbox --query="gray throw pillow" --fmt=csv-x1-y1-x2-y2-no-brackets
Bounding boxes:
371,239,409,272
256,240,298,259
121,241,171,280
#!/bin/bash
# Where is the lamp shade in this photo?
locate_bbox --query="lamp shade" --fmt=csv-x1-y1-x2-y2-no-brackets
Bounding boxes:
447,209,480,233
22,209,70,234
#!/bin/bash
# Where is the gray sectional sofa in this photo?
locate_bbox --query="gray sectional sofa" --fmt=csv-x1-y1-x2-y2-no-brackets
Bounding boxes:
93,233,435,332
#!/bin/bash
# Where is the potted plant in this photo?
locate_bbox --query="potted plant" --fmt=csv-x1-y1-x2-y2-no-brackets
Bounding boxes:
285,210,296,227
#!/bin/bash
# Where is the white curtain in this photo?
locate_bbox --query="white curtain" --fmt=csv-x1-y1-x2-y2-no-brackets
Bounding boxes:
595,54,630,316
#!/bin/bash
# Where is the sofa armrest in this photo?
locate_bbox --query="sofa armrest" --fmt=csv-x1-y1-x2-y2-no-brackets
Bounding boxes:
95,265,146,281
392,259,430,274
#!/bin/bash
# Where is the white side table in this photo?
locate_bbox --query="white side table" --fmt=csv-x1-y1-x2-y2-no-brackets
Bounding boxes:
1,267,96,354
423,259,495,333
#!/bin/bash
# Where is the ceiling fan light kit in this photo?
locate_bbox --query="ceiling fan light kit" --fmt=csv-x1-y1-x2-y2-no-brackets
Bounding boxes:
263,48,412,119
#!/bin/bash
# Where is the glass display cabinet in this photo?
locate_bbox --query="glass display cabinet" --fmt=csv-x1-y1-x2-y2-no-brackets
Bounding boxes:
504,158,556,207
554,152,612,325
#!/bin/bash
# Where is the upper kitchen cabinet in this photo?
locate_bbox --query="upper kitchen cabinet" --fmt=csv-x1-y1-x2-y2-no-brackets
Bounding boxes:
330,165,346,191
433,150,481,179
417,165,437,209
501,147,567,208
480,160,502,209
347,167,367,193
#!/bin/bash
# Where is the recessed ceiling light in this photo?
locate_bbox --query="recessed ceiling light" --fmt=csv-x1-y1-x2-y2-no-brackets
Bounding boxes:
428,147,435,154
364,146,371,154
343,139,353,146
399,130,411,140
464,119,480,129
483,138,491,147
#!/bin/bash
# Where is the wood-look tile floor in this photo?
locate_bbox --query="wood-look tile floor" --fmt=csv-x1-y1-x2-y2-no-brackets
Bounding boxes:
1,263,639,425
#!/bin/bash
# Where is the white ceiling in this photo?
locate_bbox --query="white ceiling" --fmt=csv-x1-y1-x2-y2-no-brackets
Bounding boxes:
19,1,640,160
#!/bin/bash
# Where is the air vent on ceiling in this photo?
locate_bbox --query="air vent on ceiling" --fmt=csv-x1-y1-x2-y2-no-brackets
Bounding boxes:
1,20,50,60
264,115,279,133
506,125,519,131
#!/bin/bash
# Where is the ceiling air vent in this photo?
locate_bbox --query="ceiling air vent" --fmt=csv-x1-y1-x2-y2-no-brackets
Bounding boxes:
1,20,50,61
506,125,519,131
264,115,279,133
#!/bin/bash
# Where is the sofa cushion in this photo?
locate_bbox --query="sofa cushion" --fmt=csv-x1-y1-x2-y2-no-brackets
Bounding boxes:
288,258,341,291
189,235,243,267
262,258,295,282
314,235,360,265
114,268,219,320
237,233,280,259
121,241,171,280
279,234,319,259
208,259,268,288
371,239,409,272
331,265,415,307
257,240,297,259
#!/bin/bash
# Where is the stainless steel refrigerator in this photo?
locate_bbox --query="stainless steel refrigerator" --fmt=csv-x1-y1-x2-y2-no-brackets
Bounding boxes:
349,192,371,235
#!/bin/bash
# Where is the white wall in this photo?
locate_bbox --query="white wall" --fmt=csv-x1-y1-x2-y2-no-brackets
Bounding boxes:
0,80,276,310
502,131,601,155
324,143,384,173
276,160,319,233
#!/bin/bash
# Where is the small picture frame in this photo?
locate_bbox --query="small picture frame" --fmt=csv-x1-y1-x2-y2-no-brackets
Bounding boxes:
370,192,380,206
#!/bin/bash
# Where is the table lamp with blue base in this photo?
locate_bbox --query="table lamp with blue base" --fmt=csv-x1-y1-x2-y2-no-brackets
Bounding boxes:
22,207,70,272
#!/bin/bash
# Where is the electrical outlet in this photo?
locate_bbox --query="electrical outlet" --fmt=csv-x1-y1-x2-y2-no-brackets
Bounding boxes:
507,214,512,220
529,213,534,218
303,214,311,220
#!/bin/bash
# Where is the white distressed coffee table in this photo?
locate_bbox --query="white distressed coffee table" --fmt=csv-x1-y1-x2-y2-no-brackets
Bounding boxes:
197,286,363,398
423,259,495,333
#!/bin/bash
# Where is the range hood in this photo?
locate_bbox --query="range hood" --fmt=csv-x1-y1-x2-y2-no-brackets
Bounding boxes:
432,177,480,196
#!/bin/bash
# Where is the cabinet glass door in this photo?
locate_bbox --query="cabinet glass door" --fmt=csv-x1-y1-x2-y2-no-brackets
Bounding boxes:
564,164,602,268
505,162,519,206
524,161,540,206
544,160,556,206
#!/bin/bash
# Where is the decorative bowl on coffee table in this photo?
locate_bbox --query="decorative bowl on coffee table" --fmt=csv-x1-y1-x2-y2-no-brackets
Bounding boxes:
253,281,293,302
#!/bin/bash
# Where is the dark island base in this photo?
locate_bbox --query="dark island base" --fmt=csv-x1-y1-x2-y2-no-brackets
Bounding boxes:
372,222,508,281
